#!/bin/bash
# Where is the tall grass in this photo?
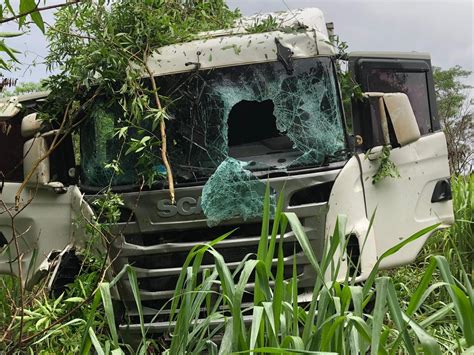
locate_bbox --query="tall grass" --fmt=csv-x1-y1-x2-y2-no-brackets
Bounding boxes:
441,175,473,278
382,174,473,352
151,185,472,354
2,177,472,353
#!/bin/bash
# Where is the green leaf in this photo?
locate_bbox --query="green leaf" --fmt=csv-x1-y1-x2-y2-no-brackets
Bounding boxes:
0,32,24,38
401,313,442,355
386,279,416,354
249,306,264,354
371,278,388,355
0,40,20,63
80,290,102,355
64,297,85,303
99,282,119,349
88,327,105,355
219,321,233,355
362,223,440,296
30,9,45,33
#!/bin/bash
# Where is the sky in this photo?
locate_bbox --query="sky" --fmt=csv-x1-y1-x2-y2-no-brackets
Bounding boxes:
1,0,473,87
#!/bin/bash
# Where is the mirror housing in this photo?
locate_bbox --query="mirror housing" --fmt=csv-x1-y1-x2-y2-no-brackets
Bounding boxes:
383,93,420,145
362,92,420,147
21,113,43,138
23,137,50,185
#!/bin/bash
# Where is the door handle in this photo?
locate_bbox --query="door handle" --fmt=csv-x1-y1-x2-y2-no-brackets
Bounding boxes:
431,179,452,203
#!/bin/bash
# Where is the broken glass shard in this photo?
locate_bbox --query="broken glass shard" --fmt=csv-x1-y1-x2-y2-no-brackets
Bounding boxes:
201,157,276,227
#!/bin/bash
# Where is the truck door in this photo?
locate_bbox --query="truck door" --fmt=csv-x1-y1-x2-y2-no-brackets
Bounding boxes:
348,52,454,269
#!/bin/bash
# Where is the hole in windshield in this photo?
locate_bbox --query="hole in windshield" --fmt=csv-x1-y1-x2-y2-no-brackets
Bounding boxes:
228,99,280,146
227,100,294,162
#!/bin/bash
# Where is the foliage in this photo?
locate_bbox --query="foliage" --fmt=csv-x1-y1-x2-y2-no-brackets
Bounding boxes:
1,3,472,353
159,187,471,354
43,0,240,197
0,0,55,70
433,66,473,173
0,31,22,70
430,175,473,280
0,256,104,353
0,81,45,97
328,34,363,133
370,145,401,184
245,15,279,33
1,177,472,353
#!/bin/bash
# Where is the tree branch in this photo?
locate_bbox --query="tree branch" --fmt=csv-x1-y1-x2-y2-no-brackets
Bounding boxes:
0,1,80,24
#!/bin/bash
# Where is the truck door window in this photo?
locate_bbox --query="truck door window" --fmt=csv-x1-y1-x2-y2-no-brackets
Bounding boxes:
366,70,432,134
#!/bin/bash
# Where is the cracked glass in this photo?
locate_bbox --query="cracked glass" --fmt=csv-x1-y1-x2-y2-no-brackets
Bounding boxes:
81,57,346,187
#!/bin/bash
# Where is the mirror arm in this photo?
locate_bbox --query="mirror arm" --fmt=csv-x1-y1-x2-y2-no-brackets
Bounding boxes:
377,97,390,145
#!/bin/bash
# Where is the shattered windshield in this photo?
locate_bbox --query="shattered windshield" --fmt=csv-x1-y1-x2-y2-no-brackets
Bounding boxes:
81,57,346,187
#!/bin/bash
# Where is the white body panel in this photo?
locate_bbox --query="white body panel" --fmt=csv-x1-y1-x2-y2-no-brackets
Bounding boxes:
146,8,334,77
326,132,453,279
365,132,453,268
0,184,93,286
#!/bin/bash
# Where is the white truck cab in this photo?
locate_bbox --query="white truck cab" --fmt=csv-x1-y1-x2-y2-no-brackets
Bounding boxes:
0,8,453,333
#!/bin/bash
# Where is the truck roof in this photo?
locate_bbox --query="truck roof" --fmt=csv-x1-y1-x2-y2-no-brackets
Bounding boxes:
146,8,335,77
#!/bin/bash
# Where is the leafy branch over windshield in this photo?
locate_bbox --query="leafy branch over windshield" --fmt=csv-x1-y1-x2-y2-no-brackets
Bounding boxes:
44,0,240,199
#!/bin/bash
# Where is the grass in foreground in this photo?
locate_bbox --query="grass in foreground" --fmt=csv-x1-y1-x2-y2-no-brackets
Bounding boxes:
0,176,472,354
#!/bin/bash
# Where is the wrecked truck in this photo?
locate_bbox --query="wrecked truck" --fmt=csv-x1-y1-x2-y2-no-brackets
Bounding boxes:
0,8,454,333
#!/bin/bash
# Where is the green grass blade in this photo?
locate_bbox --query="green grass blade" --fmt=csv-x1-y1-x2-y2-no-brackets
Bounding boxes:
233,259,259,349
80,288,103,355
209,248,236,300
281,335,305,350
451,284,474,346
273,229,285,337
98,283,119,349
250,306,264,354
363,223,440,296
419,303,455,328
266,190,285,272
263,301,277,344
434,255,474,345
401,313,442,355
285,212,322,277
371,278,388,355
385,279,416,354
406,258,437,315
258,182,271,261
219,320,233,355
170,230,235,321
126,266,147,345
88,327,105,355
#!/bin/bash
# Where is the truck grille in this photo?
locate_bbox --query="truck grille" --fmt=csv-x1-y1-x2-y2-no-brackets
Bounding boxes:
113,216,324,333
102,169,341,334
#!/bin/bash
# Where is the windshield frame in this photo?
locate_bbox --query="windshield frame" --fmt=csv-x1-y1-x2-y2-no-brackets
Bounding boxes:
79,56,349,191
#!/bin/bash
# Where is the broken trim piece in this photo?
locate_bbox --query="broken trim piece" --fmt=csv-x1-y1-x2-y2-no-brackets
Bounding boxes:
275,38,294,75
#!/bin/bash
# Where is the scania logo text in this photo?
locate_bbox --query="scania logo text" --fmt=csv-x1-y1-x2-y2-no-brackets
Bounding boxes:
157,197,202,217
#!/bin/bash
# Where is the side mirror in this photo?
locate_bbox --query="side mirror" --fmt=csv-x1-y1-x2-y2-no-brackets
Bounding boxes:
23,136,51,185
21,113,64,191
362,92,420,147
22,113,50,185
383,93,421,146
